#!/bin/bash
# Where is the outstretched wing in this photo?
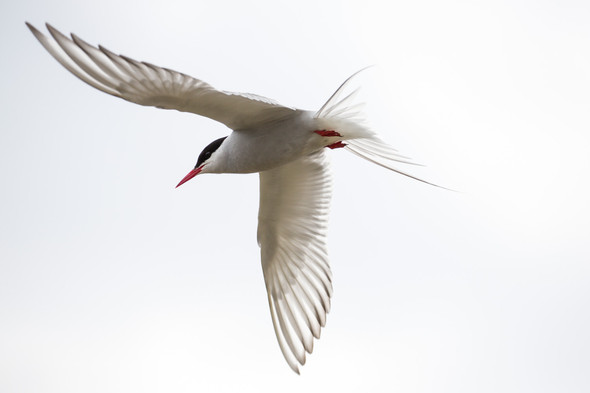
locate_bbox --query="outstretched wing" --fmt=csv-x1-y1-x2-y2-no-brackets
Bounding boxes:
257,150,333,374
26,23,295,130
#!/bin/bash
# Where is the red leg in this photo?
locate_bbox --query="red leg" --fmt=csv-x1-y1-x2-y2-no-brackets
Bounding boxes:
326,141,347,149
314,130,342,137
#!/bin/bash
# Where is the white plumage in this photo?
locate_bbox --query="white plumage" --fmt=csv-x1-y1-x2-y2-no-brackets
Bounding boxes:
27,22,432,373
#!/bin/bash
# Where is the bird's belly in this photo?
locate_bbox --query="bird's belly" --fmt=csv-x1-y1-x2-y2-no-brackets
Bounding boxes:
222,113,323,173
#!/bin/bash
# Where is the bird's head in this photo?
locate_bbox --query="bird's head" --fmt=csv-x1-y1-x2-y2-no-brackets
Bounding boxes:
176,136,227,188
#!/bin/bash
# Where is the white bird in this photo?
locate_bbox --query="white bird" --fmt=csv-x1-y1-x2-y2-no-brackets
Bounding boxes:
26,22,436,374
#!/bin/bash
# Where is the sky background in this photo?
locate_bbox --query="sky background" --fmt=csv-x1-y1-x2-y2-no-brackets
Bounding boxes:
1,0,589,392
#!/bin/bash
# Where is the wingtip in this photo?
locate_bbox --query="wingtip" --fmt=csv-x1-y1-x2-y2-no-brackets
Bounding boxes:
25,21,39,34
98,44,113,56
45,23,63,40
70,32,90,49
25,22,49,43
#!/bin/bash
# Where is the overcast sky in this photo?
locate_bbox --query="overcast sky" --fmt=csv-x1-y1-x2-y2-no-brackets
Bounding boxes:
1,0,589,392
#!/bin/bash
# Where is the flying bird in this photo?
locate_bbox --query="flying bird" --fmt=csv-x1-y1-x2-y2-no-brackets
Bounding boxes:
26,22,435,374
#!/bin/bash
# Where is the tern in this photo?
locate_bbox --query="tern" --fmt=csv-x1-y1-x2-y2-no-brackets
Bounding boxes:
27,22,435,374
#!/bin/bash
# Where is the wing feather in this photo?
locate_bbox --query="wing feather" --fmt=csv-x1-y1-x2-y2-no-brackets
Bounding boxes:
258,150,332,373
26,23,295,130
273,259,314,353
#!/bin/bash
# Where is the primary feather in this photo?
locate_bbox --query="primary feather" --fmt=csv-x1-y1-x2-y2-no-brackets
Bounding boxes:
26,22,294,130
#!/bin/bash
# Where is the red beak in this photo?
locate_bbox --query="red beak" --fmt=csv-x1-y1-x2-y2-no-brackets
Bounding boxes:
176,165,204,188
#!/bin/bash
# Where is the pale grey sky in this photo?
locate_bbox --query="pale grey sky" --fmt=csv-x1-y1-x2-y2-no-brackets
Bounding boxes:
1,0,589,392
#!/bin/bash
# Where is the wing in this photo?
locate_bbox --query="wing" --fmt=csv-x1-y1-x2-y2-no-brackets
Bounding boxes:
26,23,295,130
257,150,333,374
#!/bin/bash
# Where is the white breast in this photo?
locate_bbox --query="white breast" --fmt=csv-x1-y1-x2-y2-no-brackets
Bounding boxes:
211,110,325,174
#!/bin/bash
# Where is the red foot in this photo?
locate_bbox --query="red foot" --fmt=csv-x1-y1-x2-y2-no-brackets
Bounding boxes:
326,141,347,149
314,130,342,137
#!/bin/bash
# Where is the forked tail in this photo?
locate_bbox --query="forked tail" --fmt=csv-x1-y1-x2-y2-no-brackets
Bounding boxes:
315,68,446,189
